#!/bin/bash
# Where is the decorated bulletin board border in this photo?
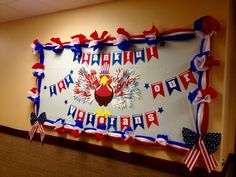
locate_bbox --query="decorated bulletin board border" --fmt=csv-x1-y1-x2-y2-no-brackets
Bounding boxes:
28,16,221,173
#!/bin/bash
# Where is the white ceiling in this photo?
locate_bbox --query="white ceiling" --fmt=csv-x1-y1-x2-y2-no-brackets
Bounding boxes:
0,0,113,23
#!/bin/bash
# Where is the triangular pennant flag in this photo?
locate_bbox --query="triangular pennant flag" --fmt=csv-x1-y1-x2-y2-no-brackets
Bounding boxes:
151,81,165,99
134,49,145,64
179,70,197,90
145,110,159,128
57,80,66,93
112,52,122,65
124,51,134,65
120,116,130,130
67,104,77,118
91,54,100,65
165,77,181,95
107,116,117,130
81,53,91,64
132,114,144,130
146,46,158,61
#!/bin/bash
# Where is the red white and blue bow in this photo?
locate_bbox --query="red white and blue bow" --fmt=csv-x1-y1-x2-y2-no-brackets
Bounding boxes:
191,52,219,72
70,34,88,55
31,39,43,54
32,63,45,78
89,31,114,53
194,16,220,34
121,127,135,144
183,128,221,173
143,25,159,46
29,112,46,142
50,37,69,54
115,28,131,51
188,87,217,105
27,88,39,104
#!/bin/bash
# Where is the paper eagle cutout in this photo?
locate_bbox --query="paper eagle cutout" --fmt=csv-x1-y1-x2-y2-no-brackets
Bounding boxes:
74,65,140,118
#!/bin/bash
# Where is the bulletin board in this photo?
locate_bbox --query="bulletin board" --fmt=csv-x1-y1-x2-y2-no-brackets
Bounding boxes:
28,16,221,173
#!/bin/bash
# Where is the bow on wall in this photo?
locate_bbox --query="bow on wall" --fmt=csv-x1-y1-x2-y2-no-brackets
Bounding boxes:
182,128,221,173
29,112,46,142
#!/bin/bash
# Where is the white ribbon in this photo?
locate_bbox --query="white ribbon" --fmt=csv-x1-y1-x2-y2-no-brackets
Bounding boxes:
156,137,168,146
194,55,209,71
114,34,128,45
53,120,65,130
195,31,214,52
192,92,211,105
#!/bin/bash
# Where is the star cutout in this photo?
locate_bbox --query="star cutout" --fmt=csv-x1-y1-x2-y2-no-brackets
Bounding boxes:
64,100,68,105
158,107,164,114
44,86,47,90
144,83,150,89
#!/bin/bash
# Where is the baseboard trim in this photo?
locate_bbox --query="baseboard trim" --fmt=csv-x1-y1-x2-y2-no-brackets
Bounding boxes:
0,125,231,177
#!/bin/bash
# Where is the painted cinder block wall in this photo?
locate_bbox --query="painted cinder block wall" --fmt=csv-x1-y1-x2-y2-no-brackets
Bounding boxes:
0,0,235,172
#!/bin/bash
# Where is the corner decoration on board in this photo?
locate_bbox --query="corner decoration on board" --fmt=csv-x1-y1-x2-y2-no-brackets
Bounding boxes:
28,16,221,173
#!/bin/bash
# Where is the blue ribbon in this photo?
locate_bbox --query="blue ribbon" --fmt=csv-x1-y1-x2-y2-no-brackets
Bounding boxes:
71,44,82,55
27,95,39,105
33,71,45,78
145,38,157,46
188,88,199,103
52,47,63,54
118,40,130,51
93,41,103,51
75,120,83,129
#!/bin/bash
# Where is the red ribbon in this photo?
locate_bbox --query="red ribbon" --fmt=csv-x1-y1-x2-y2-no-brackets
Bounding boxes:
50,37,70,48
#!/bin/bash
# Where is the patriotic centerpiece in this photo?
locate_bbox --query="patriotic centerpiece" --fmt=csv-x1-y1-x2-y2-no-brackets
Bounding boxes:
28,16,221,173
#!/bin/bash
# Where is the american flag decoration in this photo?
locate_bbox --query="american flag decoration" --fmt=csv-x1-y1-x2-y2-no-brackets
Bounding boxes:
29,112,46,142
182,128,221,173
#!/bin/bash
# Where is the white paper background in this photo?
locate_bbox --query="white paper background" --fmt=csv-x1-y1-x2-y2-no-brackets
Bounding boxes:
39,38,200,144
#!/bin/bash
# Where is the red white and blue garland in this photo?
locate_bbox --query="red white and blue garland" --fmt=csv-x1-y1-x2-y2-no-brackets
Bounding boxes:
28,16,221,173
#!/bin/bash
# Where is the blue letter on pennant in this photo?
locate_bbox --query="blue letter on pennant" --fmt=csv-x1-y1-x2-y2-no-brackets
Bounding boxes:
49,84,57,97
107,116,117,130
165,77,181,95
132,114,144,130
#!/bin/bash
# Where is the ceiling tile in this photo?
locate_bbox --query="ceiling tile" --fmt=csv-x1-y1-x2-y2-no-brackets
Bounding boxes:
0,4,28,20
0,0,16,5
41,0,92,11
0,0,113,23
7,0,58,16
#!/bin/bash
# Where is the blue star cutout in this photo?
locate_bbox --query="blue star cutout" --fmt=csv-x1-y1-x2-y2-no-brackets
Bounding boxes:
44,86,47,90
144,83,150,89
64,100,68,105
70,70,73,74
158,107,164,114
